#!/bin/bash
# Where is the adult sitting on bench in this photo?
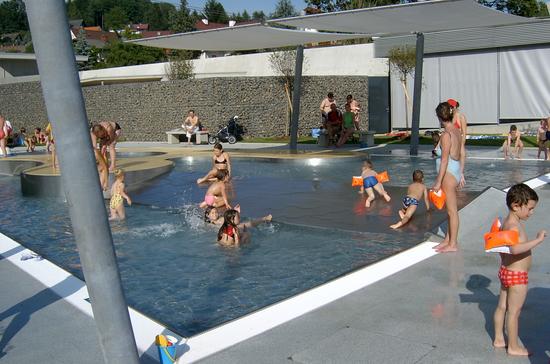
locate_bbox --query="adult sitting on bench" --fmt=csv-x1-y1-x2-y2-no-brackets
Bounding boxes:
325,103,342,146
182,110,199,145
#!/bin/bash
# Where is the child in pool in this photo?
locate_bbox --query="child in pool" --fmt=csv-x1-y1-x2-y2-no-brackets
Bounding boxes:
503,125,523,159
493,183,546,356
199,169,231,209
109,169,132,220
390,170,430,229
204,204,241,225
217,208,272,247
360,159,391,207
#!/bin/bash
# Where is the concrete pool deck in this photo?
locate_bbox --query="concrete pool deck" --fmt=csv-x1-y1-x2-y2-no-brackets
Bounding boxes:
1,142,550,363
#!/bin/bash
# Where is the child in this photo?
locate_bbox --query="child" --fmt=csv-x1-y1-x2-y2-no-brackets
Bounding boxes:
502,125,523,159
217,208,272,247
360,159,391,207
390,170,430,229
199,169,231,209
431,131,440,157
109,169,132,220
45,122,58,169
336,103,356,147
536,118,547,160
493,183,546,356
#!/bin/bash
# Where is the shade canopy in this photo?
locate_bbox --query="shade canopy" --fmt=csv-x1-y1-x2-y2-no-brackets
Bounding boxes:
128,23,368,51
374,19,550,56
271,0,532,36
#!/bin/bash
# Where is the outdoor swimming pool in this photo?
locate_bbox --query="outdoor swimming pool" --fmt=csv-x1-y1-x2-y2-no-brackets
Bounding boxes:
1,154,548,336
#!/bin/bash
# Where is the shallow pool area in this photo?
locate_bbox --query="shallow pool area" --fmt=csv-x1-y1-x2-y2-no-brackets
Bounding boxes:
1,153,549,337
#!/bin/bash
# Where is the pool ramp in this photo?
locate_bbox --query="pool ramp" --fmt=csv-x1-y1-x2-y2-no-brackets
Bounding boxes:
194,186,550,363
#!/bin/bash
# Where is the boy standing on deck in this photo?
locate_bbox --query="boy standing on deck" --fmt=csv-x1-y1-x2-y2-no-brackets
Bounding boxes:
493,183,546,356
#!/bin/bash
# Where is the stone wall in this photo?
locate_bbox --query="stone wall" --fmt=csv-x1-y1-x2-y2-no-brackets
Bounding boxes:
0,76,369,141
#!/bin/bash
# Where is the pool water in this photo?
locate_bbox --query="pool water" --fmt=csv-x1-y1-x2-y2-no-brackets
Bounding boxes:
1,155,548,336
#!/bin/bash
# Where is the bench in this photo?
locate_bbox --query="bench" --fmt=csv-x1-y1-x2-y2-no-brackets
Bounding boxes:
166,128,209,145
353,130,375,147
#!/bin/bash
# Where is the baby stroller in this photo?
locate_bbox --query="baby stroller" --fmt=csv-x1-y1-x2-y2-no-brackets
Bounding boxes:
208,116,240,144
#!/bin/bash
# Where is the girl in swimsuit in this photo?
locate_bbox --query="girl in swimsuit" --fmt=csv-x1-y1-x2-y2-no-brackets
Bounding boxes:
109,169,132,221
197,143,231,184
432,102,464,253
199,169,231,210
217,209,272,247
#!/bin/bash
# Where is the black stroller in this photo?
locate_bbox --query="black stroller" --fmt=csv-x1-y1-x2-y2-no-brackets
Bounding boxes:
208,116,244,144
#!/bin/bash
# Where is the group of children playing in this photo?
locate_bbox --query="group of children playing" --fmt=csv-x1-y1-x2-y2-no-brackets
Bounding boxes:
358,159,430,230
198,144,272,247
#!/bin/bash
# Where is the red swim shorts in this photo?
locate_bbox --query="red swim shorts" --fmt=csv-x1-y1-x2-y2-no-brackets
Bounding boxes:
498,266,528,288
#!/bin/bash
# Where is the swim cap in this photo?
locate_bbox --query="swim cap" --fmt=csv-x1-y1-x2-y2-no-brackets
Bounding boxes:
447,99,458,108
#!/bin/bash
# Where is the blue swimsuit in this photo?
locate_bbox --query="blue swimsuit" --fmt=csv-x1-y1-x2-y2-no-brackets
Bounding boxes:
402,196,419,208
434,142,461,183
363,176,379,188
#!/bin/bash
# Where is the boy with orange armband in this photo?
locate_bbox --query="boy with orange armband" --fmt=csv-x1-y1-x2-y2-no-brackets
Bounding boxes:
492,183,546,356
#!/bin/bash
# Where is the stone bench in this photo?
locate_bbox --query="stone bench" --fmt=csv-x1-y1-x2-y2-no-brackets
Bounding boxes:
166,129,209,144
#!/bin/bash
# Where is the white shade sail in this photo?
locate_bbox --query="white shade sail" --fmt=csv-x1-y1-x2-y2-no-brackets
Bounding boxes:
271,0,532,36
128,23,368,51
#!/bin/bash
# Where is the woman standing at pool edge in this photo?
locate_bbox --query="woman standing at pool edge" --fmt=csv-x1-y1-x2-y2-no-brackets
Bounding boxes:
432,102,463,253
197,143,231,184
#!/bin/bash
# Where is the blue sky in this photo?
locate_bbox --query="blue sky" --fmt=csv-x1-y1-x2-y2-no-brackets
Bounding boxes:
170,1,308,15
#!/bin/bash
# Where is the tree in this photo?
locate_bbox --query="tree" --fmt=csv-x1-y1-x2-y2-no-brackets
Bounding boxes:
387,46,416,130
73,30,100,71
94,41,167,69
252,10,266,20
171,0,195,33
165,50,194,80
203,0,228,24
144,2,177,30
269,49,307,136
241,10,251,20
0,0,29,33
271,0,299,19
304,0,408,12
479,0,549,17
104,6,129,30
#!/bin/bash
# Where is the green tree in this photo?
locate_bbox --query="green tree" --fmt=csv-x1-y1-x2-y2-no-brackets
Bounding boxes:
204,0,229,24
241,10,251,20
252,10,266,20
73,29,97,70
104,6,129,30
304,0,407,12
165,50,194,80
387,46,416,130
479,0,549,17
0,0,29,33
145,2,177,30
271,0,299,19
94,41,167,69
171,0,195,33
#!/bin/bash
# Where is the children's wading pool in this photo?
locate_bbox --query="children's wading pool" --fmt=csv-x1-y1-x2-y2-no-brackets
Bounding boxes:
0,155,548,336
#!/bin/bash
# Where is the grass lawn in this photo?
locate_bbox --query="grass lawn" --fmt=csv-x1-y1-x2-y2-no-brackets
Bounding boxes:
242,135,539,148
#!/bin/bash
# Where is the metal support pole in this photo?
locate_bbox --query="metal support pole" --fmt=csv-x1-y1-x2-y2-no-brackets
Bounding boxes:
410,32,424,156
24,1,140,363
289,45,304,153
